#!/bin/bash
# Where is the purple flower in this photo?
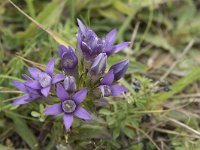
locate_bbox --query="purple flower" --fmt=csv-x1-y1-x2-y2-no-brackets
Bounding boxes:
103,29,130,56
59,45,78,76
77,19,103,60
12,79,42,105
98,70,128,97
89,53,107,80
109,59,129,81
63,76,76,93
25,57,65,97
44,84,91,129
77,19,130,59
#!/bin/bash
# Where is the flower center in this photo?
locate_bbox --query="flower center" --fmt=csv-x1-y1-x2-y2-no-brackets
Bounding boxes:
63,58,73,68
38,72,51,87
62,100,76,113
103,85,111,97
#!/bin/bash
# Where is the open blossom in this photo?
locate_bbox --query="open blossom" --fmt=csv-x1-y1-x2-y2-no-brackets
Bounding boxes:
12,80,42,105
77,19,130,59
98,70,128,97
25,57,65,97
44,84,91,129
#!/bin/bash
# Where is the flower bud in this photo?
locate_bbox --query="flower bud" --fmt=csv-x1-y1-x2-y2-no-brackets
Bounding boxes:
109,59,129,81
63,76,76,93
89,53,107,78
59,45,78,76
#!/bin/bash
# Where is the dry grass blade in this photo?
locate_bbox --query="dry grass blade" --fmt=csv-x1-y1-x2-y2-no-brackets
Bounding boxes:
167,117,200,138
130,22,140,48
17,55,46,70
8,0,68,47
127,125,161,150
153,128,200,139
160,39,195,81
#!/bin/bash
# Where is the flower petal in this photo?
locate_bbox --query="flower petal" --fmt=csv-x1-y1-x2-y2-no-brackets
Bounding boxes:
27,94,40,101
26,86,40,95
77,19,87,35
25,80,42,89
44,103,62,115
59,45,68,58
52,74,65,84
89,53,107,76
100,70,114,85
110,42,130,55
45,57,56,76
63,114,74,129
41,86,51,97
72,88,87,105
77,29,82,46
81,42,93,58
56,83,69,101
28,67,41,79
99,85,105,97
63,76,76,93
61,48,78,70
109,59,129,81
12,80,27,93
22,74,32,81
74,107,92,120
98,85,112,97
111,85,128,96
105,29,117,45
12,95,30,105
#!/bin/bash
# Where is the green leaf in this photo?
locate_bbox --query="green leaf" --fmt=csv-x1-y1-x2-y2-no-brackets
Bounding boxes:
5,111,39,149
99,109,113,115
98,8,122,21
143,34,175,53
13,0,68,47
122,127,135,139
0,145,13,150
71,124,112,140
31,111,40,117
18,0,66,37
113,1,133,16
113,127,120,139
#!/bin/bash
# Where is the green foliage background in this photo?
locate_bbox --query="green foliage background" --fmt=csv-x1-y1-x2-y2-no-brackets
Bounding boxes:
1,0,200,149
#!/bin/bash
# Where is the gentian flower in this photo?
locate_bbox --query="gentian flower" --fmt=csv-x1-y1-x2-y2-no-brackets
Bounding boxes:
11,18,130,131
77,19,103,60
44,84,91,129
63,76,76,93
102,29,130,56
59,45,78,76
25,57,65,97
89,53,107,80
109,59,129,81
77,19,130,59
98,70,128,97
12,80,42,105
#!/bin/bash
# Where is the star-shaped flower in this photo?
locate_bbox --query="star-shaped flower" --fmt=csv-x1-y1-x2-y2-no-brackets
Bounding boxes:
99,70,128,97
77,19,130,59
25,57,65,97
44,84,92,129
12,75,42,105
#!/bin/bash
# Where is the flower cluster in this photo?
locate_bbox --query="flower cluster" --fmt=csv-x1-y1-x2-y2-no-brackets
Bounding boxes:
12,19,130,129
